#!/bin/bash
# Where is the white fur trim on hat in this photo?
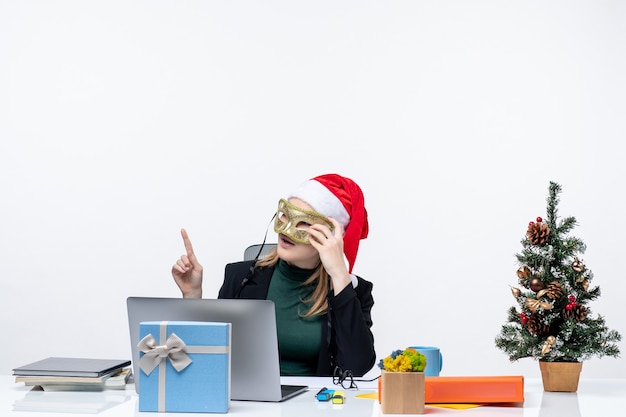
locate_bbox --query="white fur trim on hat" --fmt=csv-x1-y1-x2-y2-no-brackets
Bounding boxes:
289,180,350,227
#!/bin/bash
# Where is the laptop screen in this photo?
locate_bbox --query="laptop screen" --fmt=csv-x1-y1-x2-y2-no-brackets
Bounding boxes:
126,297,305,401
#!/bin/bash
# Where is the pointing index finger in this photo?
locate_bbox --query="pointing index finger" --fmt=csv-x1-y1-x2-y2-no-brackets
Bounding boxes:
181,228,195,256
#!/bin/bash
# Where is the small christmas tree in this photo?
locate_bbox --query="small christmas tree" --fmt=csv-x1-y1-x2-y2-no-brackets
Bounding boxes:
495,182,621,363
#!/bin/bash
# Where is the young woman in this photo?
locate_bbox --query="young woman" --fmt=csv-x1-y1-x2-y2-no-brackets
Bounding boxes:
171,174,375,377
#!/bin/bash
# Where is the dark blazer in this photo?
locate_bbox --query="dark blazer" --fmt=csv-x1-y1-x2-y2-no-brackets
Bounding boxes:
218,260,376,376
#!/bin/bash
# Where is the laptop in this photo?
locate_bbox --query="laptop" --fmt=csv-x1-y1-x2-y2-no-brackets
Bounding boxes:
126,297,308,402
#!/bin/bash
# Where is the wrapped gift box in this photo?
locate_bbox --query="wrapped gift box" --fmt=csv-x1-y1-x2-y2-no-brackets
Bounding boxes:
138,321,231,413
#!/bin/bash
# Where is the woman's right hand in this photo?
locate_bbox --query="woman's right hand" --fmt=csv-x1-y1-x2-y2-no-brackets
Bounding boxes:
171,228,203,298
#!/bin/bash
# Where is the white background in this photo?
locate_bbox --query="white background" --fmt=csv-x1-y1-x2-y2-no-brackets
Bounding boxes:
1,0,625,379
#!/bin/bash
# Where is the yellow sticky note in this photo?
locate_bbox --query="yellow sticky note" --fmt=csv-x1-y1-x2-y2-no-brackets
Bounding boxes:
355,391,485,411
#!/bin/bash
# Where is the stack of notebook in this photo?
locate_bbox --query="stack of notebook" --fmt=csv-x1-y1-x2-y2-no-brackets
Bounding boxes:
13,357,132,391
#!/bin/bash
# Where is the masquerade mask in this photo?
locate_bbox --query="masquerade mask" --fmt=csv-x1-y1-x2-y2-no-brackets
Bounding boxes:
274,198,334,244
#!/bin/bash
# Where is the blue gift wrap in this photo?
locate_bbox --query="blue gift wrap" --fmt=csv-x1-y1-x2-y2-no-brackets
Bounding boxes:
138,321,231,413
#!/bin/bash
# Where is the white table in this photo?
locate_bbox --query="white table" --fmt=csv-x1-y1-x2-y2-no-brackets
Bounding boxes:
2,375,626,416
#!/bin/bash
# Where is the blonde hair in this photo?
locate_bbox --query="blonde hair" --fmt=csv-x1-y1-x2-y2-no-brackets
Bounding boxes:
256,248,329,318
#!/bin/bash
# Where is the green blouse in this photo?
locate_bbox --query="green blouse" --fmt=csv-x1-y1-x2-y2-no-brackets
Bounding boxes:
266,259,322,375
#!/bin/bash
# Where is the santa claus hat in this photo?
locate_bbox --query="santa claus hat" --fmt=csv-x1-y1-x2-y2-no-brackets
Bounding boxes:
289,173,368,273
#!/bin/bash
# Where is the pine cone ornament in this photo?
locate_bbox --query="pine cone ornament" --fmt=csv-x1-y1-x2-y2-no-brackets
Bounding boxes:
538,281,564,300
527,313,550,335
527,222,550,246
562,304,588,322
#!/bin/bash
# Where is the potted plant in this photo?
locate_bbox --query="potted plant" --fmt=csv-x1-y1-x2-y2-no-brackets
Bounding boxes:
495,182,621,392
377,348,427,414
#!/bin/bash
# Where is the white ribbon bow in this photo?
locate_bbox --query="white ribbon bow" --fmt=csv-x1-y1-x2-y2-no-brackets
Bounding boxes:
137,332,192,375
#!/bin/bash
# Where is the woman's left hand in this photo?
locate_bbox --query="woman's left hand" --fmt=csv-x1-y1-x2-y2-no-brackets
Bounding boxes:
308,218,351,293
